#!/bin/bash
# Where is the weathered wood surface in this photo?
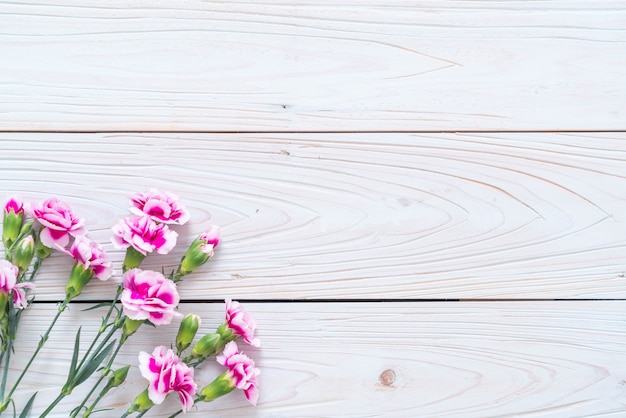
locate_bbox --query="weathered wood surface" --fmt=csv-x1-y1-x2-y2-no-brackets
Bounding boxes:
1,132,625,300
1,1,624,131
5,302,626,417
1,2,625,417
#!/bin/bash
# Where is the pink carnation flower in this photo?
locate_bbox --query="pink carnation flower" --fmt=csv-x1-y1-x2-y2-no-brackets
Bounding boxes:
0,260,33,309
138,346,197,412
4,197,23,215
63,235,113,280
120,269,180,326
226,299,260,347
31,197,85,248
111,215,178,256
217,341,260,406
130,189,190,225
12,282,34,309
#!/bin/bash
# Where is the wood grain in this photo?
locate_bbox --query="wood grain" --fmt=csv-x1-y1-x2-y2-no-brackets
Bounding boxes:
4,302,625,417
0,1,624,131
1,132,625,300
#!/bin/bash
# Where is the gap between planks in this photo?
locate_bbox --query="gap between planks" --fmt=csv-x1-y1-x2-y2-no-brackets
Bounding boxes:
1,130,626,134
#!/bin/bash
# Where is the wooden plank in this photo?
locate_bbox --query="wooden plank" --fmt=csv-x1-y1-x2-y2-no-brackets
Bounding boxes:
4,301,625,417
0,1,624,131
1,132,625,300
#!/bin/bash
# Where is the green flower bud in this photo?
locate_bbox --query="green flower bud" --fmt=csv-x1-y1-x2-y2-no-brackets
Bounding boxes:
126,388,154,414
65,263,94,300
122,318,143,340
176,313,200,354
216,322,235,343
122,246,146,272
191,333,222,360
34,234,52,260
101,365,130,394
2,198,24,249
13,236,35,274
18,220,34,238
198,372,235,403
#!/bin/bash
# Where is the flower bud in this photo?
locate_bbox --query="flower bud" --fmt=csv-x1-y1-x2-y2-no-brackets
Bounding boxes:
122,317,143,340
65,263,94,300
191,333,222,360
101,365,130,394
13,236,35,274
34,232,52,259
197,372,235,403
18,220,34,238
176,313,200,354
2,197,24,249
126,388,154,414
177,226,220,277
216,322,235,344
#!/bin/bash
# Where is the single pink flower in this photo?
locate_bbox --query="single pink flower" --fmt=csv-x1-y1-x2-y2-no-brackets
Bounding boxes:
63,235,113,280
130,189,190,225
0,260,32,309
120,269,180,326
12,282,34,309
225,299,260,347
4,197,23,215
217,341,260,406
138,346,197,411
111,215,178,256
31,197,85,248
0,260,18,295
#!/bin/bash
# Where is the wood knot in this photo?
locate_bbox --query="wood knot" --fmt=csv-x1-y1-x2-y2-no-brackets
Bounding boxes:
379,369,395,386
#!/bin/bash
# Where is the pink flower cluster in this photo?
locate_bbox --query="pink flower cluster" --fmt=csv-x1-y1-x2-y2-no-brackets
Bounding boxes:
139,346,197,412
0,260,33,309
120,269,180,326
6,196,112,297
226,299,260,347
217,341,260,406
112,189,189,256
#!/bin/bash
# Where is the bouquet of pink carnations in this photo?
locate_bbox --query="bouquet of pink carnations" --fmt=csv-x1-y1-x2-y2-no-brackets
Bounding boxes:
0,190,260,417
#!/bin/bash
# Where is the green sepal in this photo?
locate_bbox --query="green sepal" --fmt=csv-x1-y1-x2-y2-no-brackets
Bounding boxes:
122,247,146,272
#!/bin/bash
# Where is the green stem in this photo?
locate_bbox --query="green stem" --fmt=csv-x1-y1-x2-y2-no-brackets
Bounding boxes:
78,339,125,418
99,284,123,332
26,257,42,282
38,391,67,418
0,339,12,406
167,409,184,418
2,299,69,408
75,314,119,374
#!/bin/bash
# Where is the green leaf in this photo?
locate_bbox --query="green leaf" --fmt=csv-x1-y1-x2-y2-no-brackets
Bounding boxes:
67,327,81,382
18,392,37,418
82,302,114,312
73,341,116,387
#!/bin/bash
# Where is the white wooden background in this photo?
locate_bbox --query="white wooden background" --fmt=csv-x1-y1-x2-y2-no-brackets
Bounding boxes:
1,1,625,417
